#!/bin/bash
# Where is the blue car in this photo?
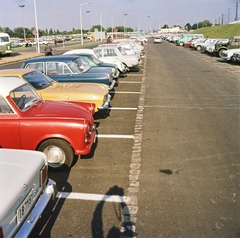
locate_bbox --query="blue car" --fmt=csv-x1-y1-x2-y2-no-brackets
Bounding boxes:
21,55,116,90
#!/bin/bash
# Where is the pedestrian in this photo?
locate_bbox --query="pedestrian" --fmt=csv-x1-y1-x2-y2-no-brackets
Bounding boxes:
44,43,52,56
54,38,57,46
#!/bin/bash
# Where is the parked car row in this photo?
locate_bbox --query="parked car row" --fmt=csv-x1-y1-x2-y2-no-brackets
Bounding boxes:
162,34,240,64
0,37,146,237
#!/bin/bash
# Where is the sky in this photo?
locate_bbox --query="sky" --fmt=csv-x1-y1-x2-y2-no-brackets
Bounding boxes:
0,0,239,32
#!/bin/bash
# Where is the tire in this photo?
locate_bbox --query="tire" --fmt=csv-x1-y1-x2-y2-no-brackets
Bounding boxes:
179,42,184,47
38,139,74,171
218,49,224,57
123,63,130,72
196,45,202,51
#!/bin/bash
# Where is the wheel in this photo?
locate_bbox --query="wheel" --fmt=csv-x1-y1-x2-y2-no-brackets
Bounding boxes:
218,49,224,57
196,45,202,51
38,139,74,171
179,42,184,47
123,63,130,72
17,94,26,110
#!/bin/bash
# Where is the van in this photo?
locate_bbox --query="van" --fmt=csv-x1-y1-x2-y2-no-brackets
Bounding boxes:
176,33,204,46
0,32,12,55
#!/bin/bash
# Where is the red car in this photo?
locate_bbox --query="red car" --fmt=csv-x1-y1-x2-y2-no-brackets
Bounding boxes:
0,76,96,171
185,38,199,48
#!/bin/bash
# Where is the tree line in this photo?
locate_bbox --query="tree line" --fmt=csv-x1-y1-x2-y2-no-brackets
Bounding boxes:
0,20,213,39
0,25,134,39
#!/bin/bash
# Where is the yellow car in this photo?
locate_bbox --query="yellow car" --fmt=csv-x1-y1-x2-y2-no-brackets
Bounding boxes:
0,68,111,112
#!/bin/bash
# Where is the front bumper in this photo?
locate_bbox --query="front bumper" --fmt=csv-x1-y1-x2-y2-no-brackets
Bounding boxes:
15,179,57,238
98,94,111,110
108,79,116,90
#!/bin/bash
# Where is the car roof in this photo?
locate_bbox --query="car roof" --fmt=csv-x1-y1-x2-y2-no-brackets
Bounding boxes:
0,68,35,76
63,51,93,56
24,55,80,63
94,45,119,49
0,76,27,97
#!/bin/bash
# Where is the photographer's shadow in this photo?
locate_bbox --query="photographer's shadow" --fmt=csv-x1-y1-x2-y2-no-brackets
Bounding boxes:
91,185,136,238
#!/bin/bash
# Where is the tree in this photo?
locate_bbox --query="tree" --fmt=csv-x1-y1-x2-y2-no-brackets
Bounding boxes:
90,25,104,32
185,23,192,31
202,20,212,27
162,24,169,29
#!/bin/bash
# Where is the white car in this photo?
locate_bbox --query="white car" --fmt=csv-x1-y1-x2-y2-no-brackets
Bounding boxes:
111,40,145,58
94,45,140,70
0,149,57,238
154,36,162,44
63,48,128,76
221,48,240,62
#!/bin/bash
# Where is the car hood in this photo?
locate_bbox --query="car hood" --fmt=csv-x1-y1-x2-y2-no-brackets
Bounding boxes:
39,82,108,99
31,100,93,119
0,149,45,220
86,67,111,75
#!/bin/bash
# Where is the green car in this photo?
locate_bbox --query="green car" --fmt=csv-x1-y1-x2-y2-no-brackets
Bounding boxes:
63,51,120,79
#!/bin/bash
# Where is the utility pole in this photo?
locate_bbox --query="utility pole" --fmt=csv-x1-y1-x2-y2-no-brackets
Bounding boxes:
235,1,239,21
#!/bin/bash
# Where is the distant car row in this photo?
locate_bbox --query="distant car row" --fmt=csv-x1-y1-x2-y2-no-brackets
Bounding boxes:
162,34,240,64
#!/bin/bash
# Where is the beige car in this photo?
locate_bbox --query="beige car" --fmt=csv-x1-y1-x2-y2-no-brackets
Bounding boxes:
0,68,111,112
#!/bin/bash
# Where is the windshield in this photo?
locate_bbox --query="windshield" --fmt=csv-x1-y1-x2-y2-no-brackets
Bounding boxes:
10,84,41,110
23,70,52,90
89,55,102,64
118,47,127,55
71,57,90,73
0,36,9,42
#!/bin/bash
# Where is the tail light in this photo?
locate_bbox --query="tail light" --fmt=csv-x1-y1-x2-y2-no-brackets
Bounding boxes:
40,164,48,187
0,227,3,238
84,122,96,144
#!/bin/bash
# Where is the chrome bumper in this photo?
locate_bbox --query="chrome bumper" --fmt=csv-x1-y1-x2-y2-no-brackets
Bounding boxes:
108,79,116,90
98,94,111,110
15,179,57,238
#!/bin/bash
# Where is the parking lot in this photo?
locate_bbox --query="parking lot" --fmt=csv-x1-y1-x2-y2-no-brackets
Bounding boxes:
1,38,240,238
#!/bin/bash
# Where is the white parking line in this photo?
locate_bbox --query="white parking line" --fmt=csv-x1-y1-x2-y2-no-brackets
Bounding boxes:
120,81,142,83
97,134,134,139
111,91,142,94
110,107,137,110
56,192,130,203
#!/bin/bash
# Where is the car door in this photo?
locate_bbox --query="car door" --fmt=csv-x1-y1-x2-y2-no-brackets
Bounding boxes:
0,96,21,148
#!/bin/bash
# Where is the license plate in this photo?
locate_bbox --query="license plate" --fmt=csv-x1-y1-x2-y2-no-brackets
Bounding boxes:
16,189,34,224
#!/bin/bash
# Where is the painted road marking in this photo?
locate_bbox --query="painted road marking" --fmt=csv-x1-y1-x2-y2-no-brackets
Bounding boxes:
97,134,134,139
110,107,138,110
56,192,130,203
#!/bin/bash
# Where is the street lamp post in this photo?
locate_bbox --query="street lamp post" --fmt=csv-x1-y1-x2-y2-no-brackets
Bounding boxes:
33,0,40,54
19,4,26,43
80,2,92,45
86,10,90,33
111,16,116,38
100,11,108,42
138,20,142,33
124,14,127,37
147,16,150,33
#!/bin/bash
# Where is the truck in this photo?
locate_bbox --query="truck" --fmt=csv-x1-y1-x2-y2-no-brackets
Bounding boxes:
213,36,240,57
0,32,12,56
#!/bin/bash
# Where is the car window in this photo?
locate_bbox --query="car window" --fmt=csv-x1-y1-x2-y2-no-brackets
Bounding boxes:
25,62,44,73
46,62,72,74
0,95,13,113
118,47,127,55
104,49,117,57
22,70,52,90
10,84,40,111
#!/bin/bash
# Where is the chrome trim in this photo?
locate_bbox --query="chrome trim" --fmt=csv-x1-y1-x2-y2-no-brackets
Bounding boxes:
98,94,111,110
15,179,57,238
108,79,116,90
